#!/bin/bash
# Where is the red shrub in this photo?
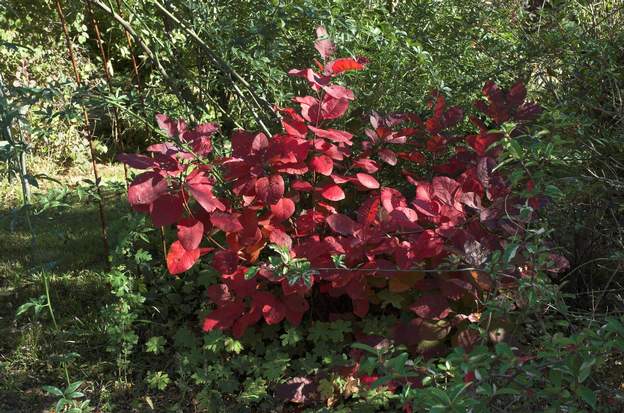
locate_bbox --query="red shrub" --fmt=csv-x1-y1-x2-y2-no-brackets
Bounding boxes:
118,28,542,350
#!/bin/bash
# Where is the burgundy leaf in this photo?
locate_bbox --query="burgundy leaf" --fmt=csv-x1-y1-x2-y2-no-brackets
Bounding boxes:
326,213,359,236
210,212,243,233
202,300,246,332
212,250,239,274
410,294,451,320
128,171,168,205
116,153,157,169
149,193,184,227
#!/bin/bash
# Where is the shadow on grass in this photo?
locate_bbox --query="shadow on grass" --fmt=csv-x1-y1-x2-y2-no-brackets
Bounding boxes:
0,196,132,412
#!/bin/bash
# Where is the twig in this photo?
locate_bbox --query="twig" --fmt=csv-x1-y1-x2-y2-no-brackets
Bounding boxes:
54,0,110,266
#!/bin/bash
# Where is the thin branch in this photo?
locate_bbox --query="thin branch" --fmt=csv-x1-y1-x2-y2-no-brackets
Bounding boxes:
151,0,276,135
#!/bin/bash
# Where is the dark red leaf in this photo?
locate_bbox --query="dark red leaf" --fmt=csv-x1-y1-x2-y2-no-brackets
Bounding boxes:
210,212,243,233
326,213,359,236
207,284,233,305
116,153,157,169
202,300,245,332
149,193,184,227
212,250,239,274
410,294,451,320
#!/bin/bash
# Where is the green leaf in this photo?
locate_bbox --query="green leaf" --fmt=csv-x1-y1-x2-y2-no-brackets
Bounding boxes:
42,385,64,397
245,266,259,279
146,336,166,354
65,380,83,395
351,342,379,355
577,385,596,409
577,358,596,383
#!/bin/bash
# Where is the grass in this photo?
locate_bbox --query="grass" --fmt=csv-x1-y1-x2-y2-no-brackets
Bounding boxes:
0,157,128,412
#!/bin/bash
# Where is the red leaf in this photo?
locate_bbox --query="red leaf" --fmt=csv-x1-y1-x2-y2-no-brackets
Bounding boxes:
256,175,284,204
320,184,345,201
357,196,381,225
116,153,157,169
166,240,200,275
177,218,204,251
149,193,183,227
210,212,243,233
323,84,355,100
207,284,233,305
326,213,359,236
310,155,334,176
283,294,309,326
294,96,322,123
308,126,353,143
432,176,461,207
128,172,168,206
320,95,349,120
186,170,225,213
282,118,308,138
379,148,398,166
324,57,367,75
354,158,379,173
381,187,407,213
269,227,292,248
212,250,239,274
314,26,335,59
356,173,380,189
254,292,286,325
155,113,186,137
292,180,313,192
202,300,245,332
410,294,451,320
270,198,296,222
